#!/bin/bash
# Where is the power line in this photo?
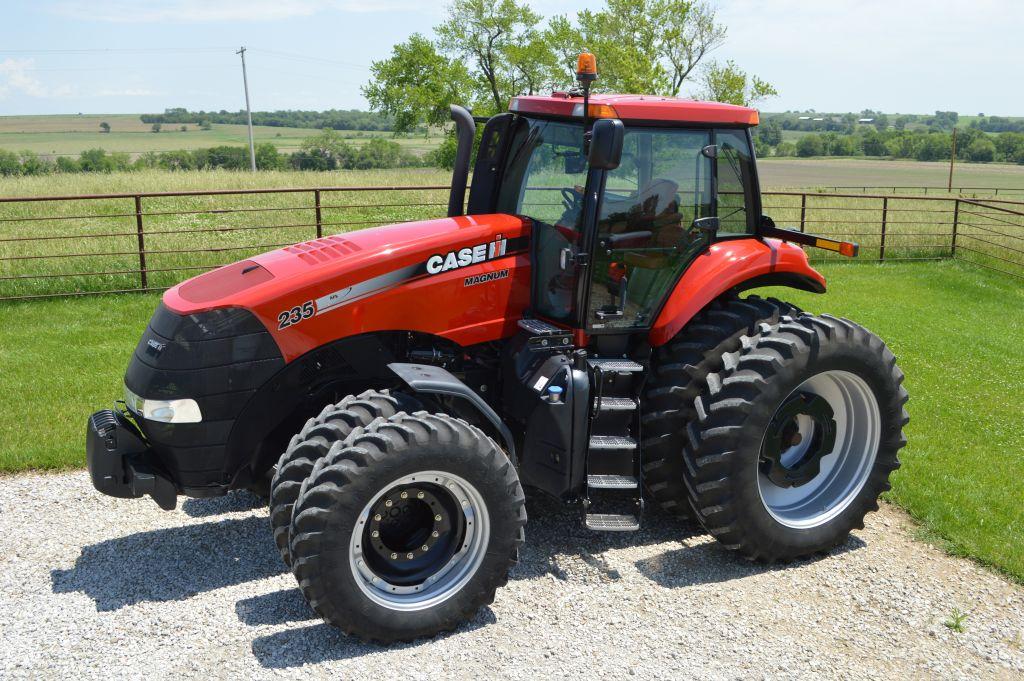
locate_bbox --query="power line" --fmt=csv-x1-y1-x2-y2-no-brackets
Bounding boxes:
249,48,368,70
1,47,234,55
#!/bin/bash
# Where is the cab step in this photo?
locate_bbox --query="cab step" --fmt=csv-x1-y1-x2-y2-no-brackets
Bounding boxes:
587,474,638,490
585,513,641,532
588,435,637,450
596,396,637,411
587,358,644,373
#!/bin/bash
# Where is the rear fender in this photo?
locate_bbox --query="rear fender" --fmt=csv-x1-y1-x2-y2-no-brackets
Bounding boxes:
648,238,825,347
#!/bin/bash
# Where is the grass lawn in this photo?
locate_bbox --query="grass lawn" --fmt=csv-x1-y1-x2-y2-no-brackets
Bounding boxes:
0,258,1021,580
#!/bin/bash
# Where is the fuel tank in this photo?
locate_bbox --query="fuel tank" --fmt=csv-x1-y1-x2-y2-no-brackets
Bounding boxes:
162,214,533,362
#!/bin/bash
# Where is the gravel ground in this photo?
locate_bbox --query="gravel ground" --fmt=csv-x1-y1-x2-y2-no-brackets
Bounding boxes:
1,471,1022,680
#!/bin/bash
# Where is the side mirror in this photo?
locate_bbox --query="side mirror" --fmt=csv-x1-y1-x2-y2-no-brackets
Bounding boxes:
588,119,624,170
692,216,720,237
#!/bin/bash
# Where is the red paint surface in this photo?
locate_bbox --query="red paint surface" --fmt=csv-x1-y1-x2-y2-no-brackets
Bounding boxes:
163,214,533,362
511,93,760,126
648,239,825,347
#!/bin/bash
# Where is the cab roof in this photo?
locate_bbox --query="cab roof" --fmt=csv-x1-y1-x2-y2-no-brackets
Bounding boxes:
509,93,759,127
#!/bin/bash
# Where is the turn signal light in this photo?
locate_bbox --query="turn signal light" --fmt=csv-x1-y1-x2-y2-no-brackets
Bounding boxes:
571,103,618,119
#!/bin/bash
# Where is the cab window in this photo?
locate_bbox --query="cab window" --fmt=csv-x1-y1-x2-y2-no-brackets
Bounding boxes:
588,127,713,330
715,129,756,235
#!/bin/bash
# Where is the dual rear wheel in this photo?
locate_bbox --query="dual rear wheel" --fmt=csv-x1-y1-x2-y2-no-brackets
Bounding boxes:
646,299,909,561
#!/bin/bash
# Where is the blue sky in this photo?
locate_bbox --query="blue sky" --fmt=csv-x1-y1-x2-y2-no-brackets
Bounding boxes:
0,0,1020,116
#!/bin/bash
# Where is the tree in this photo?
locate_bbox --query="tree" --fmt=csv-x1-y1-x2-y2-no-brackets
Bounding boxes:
435,0,545,113
796,135,824,157
364,0,749,130
757,119,783,146
965,137,996,163
199,120,212,131
915,133,951,161
151,123,161,133
698,60,777,106
99,121,111,133
363,33,473,131
180,125,188,132
553,0,725,95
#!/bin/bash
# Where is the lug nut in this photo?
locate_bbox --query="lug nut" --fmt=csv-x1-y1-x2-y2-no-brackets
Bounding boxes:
434,514,442,521
385,500,393,507
371,530,379,538
432,530,439,537
406,553,414,559
400,491,408,499
390,552,398,559
422,545,429,551
373,514,381,521
417,492,425,499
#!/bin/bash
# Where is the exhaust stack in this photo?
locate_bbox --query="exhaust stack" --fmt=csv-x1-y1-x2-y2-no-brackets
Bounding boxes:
447,104,475,217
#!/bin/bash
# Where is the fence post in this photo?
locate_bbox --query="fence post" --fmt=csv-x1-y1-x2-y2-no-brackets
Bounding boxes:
799,193,807,233
134,195,147,289
951,198,960,258
879,197,888,262
314,189,323,239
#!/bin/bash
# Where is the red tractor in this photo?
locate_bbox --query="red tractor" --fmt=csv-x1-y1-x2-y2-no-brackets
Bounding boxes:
86,54,908,642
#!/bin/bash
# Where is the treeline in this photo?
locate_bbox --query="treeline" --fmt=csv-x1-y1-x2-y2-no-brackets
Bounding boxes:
765,110,1017,134
0,133,435,176
970,116,1024,133
755,124,1024,164
139,108,405,132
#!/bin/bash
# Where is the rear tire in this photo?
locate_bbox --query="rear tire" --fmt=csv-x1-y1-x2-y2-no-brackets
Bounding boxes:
268,389,419,567
641,295,801,518
288,411,526,643
684,314,908,561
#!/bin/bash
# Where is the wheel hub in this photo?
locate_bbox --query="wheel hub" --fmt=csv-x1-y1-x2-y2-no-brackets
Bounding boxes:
760,391,837,488
362,483,461,586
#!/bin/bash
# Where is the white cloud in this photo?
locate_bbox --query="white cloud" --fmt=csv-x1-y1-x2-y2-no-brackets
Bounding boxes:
0,59,76,99
51,0,429,23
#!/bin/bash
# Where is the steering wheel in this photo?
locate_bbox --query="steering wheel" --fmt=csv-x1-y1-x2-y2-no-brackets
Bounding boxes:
561,187,582,211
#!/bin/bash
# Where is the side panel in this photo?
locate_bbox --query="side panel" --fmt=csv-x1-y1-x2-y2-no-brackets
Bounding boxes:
648,238,826,347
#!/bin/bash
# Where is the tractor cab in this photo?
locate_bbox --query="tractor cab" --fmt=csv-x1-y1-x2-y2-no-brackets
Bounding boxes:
440,62,779,528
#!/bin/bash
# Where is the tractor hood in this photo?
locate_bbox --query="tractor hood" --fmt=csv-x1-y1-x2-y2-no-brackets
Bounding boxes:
162,214,533,362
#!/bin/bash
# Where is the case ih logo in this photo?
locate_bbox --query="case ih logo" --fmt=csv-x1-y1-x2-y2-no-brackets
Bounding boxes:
426,236,508,275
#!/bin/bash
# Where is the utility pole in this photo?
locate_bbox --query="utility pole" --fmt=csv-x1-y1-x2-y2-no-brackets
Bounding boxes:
947,127,957,192
237,46,257,172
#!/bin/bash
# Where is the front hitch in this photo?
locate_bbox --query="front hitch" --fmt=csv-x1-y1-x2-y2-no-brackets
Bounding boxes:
86,409,177,510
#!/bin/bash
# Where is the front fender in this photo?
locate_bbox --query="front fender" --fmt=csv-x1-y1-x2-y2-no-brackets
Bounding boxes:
648,238,825,347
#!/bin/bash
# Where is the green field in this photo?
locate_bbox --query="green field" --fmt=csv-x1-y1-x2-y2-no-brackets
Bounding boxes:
0,114,442,158
0,260,1021,581
759,157,1024,191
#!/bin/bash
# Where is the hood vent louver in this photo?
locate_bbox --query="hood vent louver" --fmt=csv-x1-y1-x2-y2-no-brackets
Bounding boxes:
285,235,362,265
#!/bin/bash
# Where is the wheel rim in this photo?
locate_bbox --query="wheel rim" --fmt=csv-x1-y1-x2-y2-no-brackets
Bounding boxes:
757,370,881,529
349,470,490,611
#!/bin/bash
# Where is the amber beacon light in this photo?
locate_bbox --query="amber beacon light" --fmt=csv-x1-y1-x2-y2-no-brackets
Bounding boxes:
576,52,598,83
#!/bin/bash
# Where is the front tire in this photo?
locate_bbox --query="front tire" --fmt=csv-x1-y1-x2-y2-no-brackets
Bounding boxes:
684,314,908,561
288,411,526,643
268,390,419,567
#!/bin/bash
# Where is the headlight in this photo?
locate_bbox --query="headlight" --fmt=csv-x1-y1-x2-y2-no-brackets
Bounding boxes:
124,385,203,424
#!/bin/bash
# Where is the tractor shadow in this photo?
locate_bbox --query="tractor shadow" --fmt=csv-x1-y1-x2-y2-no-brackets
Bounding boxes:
50,492,286,612
248,608,496,668
516,491,866,588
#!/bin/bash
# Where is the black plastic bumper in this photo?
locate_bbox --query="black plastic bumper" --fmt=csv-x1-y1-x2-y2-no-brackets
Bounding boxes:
86,409,177,510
